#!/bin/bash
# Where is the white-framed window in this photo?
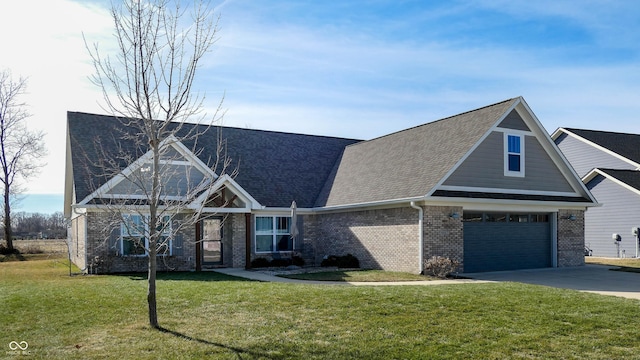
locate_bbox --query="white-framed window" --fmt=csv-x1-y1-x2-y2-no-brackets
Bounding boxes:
255,216,292,253
504,133,525,177
120,214,172,256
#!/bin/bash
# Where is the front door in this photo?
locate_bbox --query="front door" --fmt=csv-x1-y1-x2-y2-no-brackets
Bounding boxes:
201,218,223,267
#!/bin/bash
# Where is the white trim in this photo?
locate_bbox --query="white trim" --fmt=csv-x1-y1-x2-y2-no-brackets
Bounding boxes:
436,185,582,198
493,127,533,136
78,135,217,205
188,174,262,210
94,194,187,201
254,215,294,253
583,168,640,197
119,214,173,257
201,207,252,213
427,98,521,197
552,128,640,169
504,132,525,177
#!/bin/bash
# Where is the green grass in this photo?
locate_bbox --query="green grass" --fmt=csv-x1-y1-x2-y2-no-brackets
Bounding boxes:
2,257,640,359
586,257,640,268
279,269,430,282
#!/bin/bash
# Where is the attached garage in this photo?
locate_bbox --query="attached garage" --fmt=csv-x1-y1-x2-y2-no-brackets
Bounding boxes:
463,212,553,273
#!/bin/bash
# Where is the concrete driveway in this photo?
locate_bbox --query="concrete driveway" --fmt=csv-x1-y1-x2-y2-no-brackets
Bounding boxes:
464,264,640,300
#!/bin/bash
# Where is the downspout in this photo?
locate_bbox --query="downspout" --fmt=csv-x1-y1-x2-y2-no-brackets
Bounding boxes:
410,202,424,274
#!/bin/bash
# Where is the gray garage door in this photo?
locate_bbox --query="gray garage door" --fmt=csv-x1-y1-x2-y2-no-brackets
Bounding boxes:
463,212,552,273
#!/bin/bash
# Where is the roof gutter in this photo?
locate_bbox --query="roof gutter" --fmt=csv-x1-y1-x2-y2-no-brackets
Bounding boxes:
409,201,424,274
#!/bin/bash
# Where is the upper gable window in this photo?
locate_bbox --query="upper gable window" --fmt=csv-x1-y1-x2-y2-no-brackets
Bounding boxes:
504,134,525,177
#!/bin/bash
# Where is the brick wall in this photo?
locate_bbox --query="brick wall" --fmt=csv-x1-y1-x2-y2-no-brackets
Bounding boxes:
423,205,464,271
84,211,196,274
230,213,247,268
305,207,421,273
557,209,585,267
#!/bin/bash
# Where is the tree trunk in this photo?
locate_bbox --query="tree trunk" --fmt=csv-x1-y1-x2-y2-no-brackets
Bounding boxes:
4,184,13,250
148,243,158,328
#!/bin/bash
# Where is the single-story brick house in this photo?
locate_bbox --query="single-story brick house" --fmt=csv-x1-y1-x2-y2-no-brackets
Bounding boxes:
65,96,597,274
552,127,640,258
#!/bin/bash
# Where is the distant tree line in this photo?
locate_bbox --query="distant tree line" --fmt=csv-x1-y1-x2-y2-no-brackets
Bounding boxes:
1,211,66,239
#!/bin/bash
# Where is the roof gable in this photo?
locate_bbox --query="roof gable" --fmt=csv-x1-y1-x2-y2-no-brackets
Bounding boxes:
584,168,640,196
65,112,361,211
497,109,531,131
434,98,596,204
554,128,640,168
77,135,215,205
315,98,520,207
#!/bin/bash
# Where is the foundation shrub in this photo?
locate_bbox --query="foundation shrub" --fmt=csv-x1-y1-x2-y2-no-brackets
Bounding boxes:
423,256,459,278
321,254,360,268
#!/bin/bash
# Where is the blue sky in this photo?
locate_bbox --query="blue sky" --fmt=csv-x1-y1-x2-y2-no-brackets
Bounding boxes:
1,0,640,213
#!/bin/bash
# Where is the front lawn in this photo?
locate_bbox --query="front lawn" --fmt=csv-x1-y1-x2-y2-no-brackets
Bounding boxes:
2,257,640,359
279,269,430,282
586,257,640,269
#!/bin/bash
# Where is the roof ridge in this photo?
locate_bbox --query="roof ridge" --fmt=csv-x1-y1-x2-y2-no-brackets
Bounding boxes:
564,127,640,137
345,97,518,147
67,111,362,141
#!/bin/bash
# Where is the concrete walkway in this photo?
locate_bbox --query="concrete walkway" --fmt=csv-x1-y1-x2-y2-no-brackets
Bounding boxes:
464,264,640,300
212,268,486,286
214,265,640,300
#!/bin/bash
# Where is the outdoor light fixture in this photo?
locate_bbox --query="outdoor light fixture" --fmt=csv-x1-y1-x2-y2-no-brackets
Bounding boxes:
449,212,460,219
563,214,576,221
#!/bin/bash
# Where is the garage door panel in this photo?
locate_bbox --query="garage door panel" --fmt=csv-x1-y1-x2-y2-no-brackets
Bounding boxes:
464,220,551,273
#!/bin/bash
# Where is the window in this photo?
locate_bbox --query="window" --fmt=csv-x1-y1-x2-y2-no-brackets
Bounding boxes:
255,216,292,253
120,214,172,256
505,134,524,177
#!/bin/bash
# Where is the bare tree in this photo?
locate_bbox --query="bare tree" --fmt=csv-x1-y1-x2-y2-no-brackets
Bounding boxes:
0,70,46,251
85,0,227,328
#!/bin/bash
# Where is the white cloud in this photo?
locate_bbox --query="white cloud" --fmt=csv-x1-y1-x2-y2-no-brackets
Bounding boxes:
0,1,113,194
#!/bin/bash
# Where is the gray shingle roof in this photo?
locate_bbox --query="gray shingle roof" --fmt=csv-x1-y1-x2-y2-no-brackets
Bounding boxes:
595,169,640,192
315,98,519,207
564,128,640,165
67,112,361,208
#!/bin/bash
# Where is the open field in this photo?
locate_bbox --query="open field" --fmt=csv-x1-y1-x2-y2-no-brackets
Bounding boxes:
5,239,67,253
1,257,639,359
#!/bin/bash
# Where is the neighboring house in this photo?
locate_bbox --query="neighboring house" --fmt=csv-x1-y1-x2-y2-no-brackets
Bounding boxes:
553,128,640,258
65,97,596,274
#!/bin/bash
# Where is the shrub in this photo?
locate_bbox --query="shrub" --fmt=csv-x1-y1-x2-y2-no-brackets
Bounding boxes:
269,258,291,267
0,244,20,255
292,255,305,267
250,257,270,268
423,256,459,278
321,254,360,268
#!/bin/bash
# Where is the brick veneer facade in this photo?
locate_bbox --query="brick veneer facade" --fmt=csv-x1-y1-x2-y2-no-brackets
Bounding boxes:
423,206,464,271
557,209,585,267
305,207,421,273
72,206,586,274
82,211,196,274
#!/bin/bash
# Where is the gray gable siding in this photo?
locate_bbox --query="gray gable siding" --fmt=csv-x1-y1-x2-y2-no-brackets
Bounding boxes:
442,131,574,192
105,164,207,197
555,132,636,178
585,175,640,257
497,110,531,131
316,98,519,207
